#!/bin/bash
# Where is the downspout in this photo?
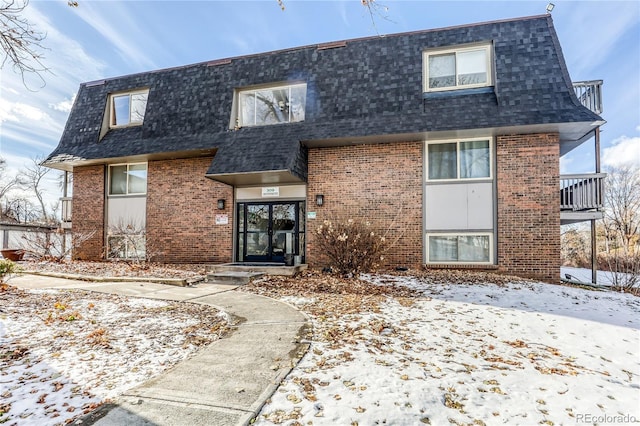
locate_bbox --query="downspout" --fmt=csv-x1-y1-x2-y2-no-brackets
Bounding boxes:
61,171,69,256
591,127,601,284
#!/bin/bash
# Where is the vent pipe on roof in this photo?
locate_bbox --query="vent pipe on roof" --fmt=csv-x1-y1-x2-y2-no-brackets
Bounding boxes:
317,41,347,51
207,58,232,67
84,80,105,87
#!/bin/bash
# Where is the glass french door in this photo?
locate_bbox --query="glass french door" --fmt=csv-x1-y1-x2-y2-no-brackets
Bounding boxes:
236,201,305,263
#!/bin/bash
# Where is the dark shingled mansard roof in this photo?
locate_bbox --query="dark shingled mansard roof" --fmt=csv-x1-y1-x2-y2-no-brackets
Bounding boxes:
44,14,602,183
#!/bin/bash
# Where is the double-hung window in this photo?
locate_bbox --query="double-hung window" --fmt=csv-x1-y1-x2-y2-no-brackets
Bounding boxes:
110,90,149,127
424,44,492,92
109,163,147,195
236,83,306,127
427,139,491,181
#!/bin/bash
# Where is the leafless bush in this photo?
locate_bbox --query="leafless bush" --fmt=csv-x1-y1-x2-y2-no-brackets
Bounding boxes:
107,220,145,263
107,219,164,268
561,225,590,268
21,228,95,262
599,252,640,295
315,218,387,276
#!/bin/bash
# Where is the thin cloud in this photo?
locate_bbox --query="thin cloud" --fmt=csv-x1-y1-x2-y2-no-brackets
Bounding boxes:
0,100,62,138
0,3,105,169
558,2,638,78
338,1,350,27
49,95,76,113
559,156,574,175
11,103,45,122
73,2,160,71
1,125,60,151
17,5,105,92
603,135,640,168
0,98,19,123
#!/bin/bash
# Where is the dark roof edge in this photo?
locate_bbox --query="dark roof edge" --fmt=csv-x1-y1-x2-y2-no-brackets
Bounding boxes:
81,14,551,87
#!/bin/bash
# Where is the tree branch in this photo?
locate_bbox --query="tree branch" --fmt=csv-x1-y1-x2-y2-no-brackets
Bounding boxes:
0,0,49,89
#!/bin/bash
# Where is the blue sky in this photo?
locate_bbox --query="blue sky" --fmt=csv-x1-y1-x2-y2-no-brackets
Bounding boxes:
0,0,639,207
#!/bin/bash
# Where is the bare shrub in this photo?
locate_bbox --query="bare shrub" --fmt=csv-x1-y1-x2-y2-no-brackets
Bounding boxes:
21,228,95,262
561,225,590,268
599,252,640,295
106,220,145,263
315,218,387,276
107,219,164,268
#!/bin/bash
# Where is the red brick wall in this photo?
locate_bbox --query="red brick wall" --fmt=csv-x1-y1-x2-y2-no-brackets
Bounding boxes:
497,133,560,283
146,157,233,263
72,165,105,260
307,142,423,269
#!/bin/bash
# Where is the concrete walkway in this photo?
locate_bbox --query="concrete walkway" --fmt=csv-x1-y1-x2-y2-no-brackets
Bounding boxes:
10,274,311,426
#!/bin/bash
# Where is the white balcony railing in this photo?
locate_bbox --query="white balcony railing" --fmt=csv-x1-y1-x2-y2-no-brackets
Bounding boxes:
560,173,606,211
61,197,72,222
573,80,603,115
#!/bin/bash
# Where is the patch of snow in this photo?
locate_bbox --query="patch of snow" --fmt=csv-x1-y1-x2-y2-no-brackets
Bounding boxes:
561,266,638,287
257,275,640,425
0,288,228,425
366,275,640,329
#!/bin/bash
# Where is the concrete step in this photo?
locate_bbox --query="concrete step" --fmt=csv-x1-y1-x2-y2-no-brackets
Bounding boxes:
207,263,308,277
205,271,264,285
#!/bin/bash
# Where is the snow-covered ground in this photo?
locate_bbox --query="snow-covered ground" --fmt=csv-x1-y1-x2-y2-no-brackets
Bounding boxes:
561,266,637,287
3,269,639,426
256,275,640,425
0,287,229,425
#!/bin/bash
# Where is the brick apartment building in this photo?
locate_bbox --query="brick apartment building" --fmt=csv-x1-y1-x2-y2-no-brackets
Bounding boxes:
44,14,605,283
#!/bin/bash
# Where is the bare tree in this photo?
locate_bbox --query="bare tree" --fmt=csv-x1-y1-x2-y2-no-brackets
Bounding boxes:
1,196,38,223
0,0,48,87
603,165,640,252
600,165,640,292
0,158,19,201
360,0,391,30
276,0,390,31
56,170,72,194
0,157,21,222
561,224,589,268
18,156,56,224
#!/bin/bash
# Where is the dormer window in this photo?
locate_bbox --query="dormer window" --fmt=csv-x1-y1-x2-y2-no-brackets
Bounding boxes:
424,44,492,92
110,90,148,127
233,83,306,128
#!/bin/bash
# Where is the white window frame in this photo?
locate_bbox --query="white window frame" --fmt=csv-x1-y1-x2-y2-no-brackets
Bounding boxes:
426,232,493,264
108,162,148,196
425,138,493,182
107,234,146,260
423,44,493,92
109,89,149,128
234,82,307,128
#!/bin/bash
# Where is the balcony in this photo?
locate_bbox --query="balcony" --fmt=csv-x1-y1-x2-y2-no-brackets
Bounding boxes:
560,173,605,224
61,197,72,228
573,80,603,115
